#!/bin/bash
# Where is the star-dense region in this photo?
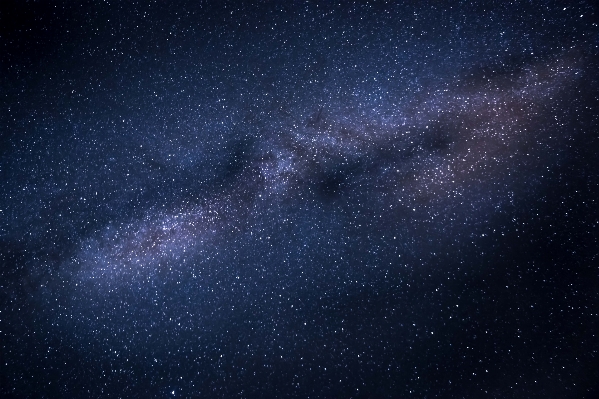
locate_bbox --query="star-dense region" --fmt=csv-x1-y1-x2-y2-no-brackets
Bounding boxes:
1,1,598,398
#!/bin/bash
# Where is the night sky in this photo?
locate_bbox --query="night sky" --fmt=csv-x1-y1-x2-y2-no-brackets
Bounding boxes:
1,1,598,398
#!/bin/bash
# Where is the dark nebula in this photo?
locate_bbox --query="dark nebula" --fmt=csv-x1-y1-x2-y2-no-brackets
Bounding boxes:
1,1,598,398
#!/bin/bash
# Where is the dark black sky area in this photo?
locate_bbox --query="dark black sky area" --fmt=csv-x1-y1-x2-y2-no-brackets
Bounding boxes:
1,1,598,398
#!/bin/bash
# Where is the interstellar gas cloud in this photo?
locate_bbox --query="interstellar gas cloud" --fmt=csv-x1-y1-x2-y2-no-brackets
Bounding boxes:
1,1,598,398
